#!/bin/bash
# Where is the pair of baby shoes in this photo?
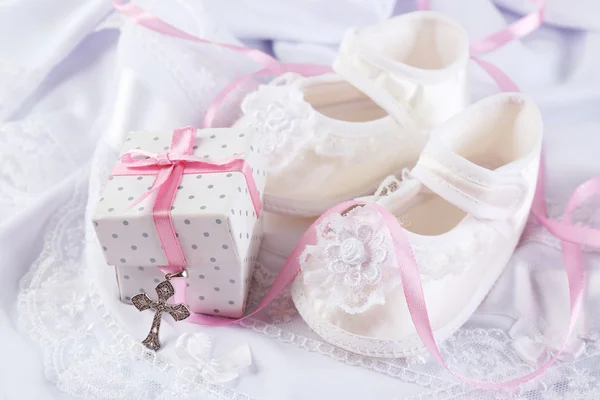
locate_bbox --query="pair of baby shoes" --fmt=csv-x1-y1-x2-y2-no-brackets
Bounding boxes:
236,11,543,356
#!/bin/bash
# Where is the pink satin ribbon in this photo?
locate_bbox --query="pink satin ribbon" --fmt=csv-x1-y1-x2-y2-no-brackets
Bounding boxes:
472,0,544,91
112,0,331,128
114,0,599,389
468,0,546,55
416,0,546,55
111,126,261,270
420,0,546,93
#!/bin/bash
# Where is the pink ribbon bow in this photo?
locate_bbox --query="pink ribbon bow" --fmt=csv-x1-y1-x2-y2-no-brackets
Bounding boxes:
111,126,261,270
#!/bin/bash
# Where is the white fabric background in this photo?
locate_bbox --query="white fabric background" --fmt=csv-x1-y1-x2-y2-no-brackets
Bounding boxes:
1,1,599,399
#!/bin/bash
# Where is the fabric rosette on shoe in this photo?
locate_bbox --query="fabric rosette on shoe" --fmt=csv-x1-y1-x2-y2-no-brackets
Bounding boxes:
241,82,316,172
299,204,401,314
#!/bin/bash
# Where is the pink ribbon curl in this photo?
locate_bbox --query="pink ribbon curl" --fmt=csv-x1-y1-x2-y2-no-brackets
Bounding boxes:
111,126,261,271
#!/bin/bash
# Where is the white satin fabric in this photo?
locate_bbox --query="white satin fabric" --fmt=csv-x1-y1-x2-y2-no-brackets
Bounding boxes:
293,93,544,358
2,1,600,400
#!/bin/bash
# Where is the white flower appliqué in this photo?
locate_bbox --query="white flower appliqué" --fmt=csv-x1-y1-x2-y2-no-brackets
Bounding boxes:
176,333,252,384
300,205,400,314
241,75,315,171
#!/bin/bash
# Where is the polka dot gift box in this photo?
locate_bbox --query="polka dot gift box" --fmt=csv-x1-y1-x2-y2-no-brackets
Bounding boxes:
93,126,266,318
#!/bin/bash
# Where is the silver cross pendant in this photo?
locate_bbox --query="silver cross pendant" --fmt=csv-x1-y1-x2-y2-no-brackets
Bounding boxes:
131,270,191,351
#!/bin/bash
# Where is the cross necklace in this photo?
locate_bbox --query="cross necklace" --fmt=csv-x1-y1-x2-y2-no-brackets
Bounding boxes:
131,270,191,351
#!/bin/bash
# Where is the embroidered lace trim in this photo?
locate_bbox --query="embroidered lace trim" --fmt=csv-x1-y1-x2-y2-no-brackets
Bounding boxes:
16,151,600,400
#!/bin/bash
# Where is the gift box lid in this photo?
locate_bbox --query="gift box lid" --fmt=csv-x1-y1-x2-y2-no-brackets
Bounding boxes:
92,126,266,269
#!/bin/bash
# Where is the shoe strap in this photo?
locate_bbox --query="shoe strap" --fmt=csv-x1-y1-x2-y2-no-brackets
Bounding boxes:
337,25,460,81
334,22,467,124
411,141,529,220
333,28,420,130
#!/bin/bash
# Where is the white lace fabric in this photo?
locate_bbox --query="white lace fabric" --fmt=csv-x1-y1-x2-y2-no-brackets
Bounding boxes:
241,76,316,171
237,71,412,216
299,205,400,314
18,170,254,400
7,1,600,399
17,170,600,400
15,82,600,400
11,105,600,399
240,72,405,168
0,117,72,209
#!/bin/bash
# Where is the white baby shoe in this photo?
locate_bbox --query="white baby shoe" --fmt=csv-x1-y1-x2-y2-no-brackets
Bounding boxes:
236,11,470,217
291,93,543,357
